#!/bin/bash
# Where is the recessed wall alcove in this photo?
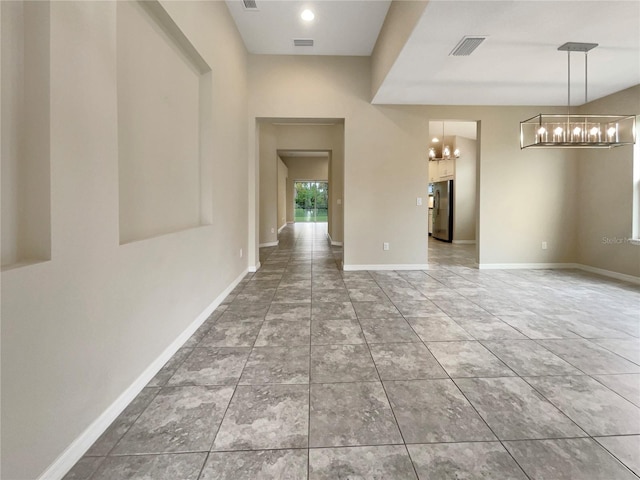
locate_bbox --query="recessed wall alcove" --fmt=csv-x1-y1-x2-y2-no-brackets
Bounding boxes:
1,1,52,270
117,0,213,244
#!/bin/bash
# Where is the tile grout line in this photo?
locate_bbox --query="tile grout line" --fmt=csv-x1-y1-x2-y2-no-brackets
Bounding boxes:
370,270,534,480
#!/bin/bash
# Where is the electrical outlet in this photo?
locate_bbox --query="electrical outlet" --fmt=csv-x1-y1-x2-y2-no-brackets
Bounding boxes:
271,227,275,233
240,248,243,258
542,241,548,250
417,197,423,206
383,242,390,251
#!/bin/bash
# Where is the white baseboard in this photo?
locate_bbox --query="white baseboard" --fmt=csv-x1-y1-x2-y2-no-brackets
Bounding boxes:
344,264,430,271
248,262,261,273
278,223,287,233
40,269,248,480
452,240,476,245
259,241,279,248
478,262,640,285
326,233,343,246
577,264,640,285
478,262,577,270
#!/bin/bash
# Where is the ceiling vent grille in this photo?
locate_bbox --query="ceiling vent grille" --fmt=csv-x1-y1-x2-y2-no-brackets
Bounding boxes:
294,39,314,47
450,36,486,56
242,0,258,10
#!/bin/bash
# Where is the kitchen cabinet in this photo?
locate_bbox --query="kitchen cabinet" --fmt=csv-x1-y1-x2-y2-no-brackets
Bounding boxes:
428,160,438,182
429,159,455,182
439,158,455,179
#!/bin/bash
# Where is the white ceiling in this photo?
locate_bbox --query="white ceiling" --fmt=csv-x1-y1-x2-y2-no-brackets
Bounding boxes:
374,0,640,106
226,0,640,106
225,0,391,56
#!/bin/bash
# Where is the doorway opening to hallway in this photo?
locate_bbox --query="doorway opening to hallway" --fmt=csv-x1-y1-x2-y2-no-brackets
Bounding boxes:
253,118,345,271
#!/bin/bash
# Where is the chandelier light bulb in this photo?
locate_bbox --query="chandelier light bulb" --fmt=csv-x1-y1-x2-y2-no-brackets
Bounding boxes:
554,127,563,135
573,126,581,135
607,127,616,138
590,126,600,135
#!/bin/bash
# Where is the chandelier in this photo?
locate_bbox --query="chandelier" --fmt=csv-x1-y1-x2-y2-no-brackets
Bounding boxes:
429,122,461,160
520,42,635,149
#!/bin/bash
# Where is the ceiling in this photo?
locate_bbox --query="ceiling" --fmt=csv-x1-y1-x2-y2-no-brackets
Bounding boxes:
226,0,640,106
225,0,390,56
375,1,640,105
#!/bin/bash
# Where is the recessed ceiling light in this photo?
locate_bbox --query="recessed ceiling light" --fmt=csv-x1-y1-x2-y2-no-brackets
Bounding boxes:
301,9,314,21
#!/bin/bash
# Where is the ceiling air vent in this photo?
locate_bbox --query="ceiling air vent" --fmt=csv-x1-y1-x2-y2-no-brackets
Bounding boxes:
294,38,314,47
242,0,258,10
449,36,486,56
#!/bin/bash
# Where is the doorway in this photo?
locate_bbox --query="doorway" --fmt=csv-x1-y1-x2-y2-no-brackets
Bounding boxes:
427,120,480,267
252,118,345,272
294,181,328,223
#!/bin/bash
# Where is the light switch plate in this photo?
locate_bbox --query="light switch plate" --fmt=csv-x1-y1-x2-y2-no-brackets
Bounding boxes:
417,197,423,206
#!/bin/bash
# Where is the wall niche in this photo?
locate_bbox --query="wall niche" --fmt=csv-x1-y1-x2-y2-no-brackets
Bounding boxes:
117,1,213,244
1,1,52,270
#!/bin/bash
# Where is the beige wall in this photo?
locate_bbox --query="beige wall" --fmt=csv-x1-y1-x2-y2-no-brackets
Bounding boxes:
453,135,477,242
282,156,329,223
0,1,249,478
576,85,640,277
277,157,288,230
248,54,578,268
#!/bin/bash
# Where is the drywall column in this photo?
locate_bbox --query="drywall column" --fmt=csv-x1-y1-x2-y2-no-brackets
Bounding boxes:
453,135,477,242
259,123,278,245
277,157,288,231
330,124,345,244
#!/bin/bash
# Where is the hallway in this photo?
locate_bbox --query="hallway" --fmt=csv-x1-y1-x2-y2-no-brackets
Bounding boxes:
66,223,640,479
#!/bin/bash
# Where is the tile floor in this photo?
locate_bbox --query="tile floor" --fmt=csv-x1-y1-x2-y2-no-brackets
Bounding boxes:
65,223,640,479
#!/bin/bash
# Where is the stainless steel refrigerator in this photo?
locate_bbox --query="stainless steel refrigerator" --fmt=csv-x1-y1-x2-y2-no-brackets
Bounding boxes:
432,180,453,242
